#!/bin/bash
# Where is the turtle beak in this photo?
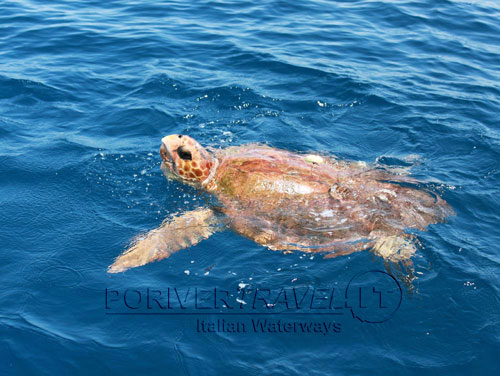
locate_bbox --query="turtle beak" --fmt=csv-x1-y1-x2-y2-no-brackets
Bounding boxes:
160,142,177,176
160,142,170,163
160,142,177,179
160,135,180,162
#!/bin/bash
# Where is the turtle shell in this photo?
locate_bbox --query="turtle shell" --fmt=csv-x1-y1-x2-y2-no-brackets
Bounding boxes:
208,144,452,252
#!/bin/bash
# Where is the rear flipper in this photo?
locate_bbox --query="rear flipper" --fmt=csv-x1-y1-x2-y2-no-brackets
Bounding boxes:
323,233,418,291
371,233,417,261
108,207,223,273
371,233,418,290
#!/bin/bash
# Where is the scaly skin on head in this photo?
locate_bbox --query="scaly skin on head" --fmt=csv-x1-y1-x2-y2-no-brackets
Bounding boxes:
160,134,217,188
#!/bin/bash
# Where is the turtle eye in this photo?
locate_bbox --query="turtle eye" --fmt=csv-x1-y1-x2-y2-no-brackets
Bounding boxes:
177,146,192,161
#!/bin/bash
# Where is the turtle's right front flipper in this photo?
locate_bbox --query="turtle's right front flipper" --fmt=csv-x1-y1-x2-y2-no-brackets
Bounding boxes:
108,207,223,273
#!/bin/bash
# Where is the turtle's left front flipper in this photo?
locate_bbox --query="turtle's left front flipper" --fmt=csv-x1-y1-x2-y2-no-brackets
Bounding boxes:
108,207,223,273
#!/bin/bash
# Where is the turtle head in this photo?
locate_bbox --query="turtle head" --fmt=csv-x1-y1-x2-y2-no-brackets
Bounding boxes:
160,134,217,187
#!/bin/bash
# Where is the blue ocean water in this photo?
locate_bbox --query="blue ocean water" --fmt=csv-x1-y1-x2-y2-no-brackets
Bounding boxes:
1,0,499,374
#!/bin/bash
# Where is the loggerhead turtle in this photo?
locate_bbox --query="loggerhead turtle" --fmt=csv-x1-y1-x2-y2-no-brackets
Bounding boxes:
108,134,453,273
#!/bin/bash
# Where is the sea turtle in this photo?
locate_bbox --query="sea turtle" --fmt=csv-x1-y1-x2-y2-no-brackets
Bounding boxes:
108,134,453,273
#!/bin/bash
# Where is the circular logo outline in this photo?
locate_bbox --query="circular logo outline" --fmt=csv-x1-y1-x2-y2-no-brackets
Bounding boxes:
345,270,402,323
